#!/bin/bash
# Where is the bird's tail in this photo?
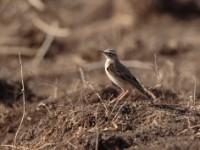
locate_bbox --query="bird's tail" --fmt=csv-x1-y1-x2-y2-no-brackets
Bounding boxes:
134,83,156,104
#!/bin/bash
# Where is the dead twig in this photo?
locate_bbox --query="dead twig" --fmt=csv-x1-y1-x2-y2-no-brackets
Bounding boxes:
0,37,24,45
28,0,45,11
66,141,78,149
193,76,197,106
0,46,36,56
154,53,159,77
35,143,55,150
112,101,127,122
78,66,87,88
32,21,57,67
32,16,70,37
154,53,164,99
13,52,26,146
85,60,153,72
0,145,28,150
54,78,58,99
177,117,199,135
95,105,99,150
38,102,52,115
122,60,153,70
78,66,102,100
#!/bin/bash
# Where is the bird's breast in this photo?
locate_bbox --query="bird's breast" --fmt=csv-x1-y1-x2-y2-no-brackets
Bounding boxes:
105,60,123,90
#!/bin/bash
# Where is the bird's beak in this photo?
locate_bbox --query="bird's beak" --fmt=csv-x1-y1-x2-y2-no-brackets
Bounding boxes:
98,50,108,58
98,50,105,53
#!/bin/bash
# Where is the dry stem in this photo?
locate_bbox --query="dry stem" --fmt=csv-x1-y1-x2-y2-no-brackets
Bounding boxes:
32,16,70,37
13,52,26,146
0,46,36,56
32,21,56,67
193,76,196,106
28,0,45,11
95,105,99,150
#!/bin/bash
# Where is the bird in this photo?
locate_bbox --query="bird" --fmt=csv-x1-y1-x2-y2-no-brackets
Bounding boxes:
98,49,156,104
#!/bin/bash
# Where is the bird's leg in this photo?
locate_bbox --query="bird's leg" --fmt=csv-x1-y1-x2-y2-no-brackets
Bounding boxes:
117,89,129,100
110,89,129,103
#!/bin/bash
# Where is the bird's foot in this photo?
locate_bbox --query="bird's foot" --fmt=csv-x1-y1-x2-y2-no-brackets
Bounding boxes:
110,90,129,104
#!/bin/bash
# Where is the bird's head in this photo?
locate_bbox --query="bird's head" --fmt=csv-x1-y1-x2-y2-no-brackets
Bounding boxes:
98,49,118,60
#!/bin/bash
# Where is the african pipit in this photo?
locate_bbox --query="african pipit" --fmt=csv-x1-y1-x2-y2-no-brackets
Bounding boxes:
99,49,156,104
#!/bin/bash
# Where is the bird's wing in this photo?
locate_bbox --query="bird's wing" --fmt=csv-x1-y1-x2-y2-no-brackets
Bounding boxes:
114,62,143,88
108,61,156,101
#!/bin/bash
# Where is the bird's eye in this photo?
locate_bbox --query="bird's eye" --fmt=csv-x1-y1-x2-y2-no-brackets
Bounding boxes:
109,52,113,55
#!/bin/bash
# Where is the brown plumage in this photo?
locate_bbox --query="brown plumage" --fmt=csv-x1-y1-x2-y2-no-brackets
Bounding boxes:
99,49,156,104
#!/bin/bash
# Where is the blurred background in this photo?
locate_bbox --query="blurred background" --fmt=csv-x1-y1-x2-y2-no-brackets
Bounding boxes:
0,0,200,97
